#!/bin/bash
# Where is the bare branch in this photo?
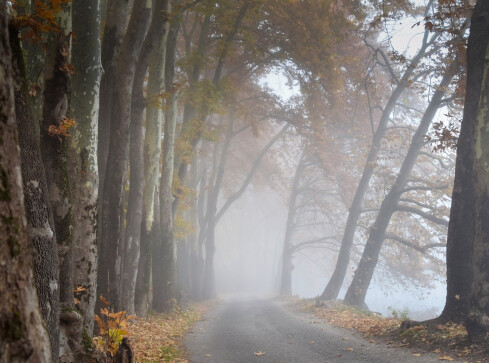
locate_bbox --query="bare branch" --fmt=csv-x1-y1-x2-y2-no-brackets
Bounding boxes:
395,205,449,226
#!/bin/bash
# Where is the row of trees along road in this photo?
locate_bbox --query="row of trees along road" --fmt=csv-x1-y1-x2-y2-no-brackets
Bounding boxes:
5,0,489,360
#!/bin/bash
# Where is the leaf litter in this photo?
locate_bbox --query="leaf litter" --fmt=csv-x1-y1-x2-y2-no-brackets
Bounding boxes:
126,301,217,362
282,297,489,362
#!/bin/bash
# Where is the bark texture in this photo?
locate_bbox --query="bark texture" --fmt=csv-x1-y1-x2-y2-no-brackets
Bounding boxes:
10,23,60,361
0,4,52,359
135,23,169,316
122,0,170,314
70,0,102,335
97,0,151,311
153,16,180,312
442,0,489,323
98,0,131,194
466,2,489,340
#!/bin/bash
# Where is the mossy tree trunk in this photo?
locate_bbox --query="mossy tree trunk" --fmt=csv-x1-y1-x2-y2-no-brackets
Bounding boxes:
70,0,102,336
0,4,52,359
10,23,60,361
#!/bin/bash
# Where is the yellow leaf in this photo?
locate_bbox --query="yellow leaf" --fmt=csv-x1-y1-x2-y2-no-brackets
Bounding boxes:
413,353,421,356
73,286,87,293
346,348,353,351
439,356,454,361
254,351,266,356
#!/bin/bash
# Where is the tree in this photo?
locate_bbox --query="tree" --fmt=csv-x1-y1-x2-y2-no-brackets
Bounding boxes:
464,0,489,341
441,0,489,323
320,10,441,300
70,0,102,334
10,21,60,360
344,55,461,307
97,0,151,311
0,2,52,359
122,0,170,315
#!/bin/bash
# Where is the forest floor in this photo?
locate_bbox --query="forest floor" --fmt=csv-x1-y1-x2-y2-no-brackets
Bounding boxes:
285,296,489,362
126,300,219,362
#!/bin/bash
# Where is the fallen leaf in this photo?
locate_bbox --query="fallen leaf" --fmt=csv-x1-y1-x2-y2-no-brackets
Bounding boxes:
205,354,211,357
439,356,454,361
412,353,421,357
254,351,266,356
309,341,315,344
346,347,353,351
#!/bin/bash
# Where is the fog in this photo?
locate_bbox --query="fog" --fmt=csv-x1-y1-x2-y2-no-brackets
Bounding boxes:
213,186,446,320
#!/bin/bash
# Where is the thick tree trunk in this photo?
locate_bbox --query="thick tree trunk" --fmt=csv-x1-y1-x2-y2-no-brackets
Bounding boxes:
24,1,44,136
70,0,102,335
136,191,159,316
39,4,90,360
10,23,60,361
134,28,168,316
153,17,180,313
0,6,52,359
441,0,489,323
465,4,489,341
98,0,131,194
280,153,305,296
320,25,438,301
97,0,151,312
122,0,170,314
343,61,458,307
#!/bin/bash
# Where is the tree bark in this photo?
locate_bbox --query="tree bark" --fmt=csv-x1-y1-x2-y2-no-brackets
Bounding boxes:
465,5,489,341
122,0,170,314
39,3,90,360
97,0,151,312
0,4,52,359
134,27,168,316
343,59,458,307
98,0,131,195
70,0,102,335
153,14,180,313
320,23,439,301
10,22,60,361
441,0,489,323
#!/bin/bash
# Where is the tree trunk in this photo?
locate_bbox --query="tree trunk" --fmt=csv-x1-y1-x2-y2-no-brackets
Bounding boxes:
24,1,44,137
134,26,168,316
122,0,170,314
39,3,90,360
320,25,439,301
136,191,159,316
98,0,131,195
97,0,151,312
465,3,489,341
344,60,458,307
10,22,60,361
70,0,102,335
153,16,180,313
0,5,52,359
280,153,305,296
441,0,489,323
